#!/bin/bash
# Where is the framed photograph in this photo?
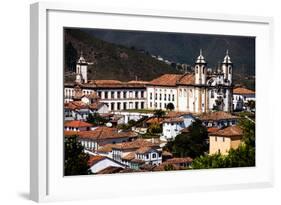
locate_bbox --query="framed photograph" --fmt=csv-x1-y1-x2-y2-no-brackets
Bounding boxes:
30,2,274,202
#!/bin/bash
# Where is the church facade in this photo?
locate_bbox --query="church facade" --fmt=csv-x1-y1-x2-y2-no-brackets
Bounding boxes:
64,50,233,113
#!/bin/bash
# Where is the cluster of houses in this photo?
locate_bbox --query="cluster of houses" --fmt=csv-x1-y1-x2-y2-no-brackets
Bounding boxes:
64,50,255,174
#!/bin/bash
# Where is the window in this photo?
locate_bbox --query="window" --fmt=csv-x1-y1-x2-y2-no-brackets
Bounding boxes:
159,94,162,100
123,91,127,99
141,91,144,98
123,102,127,110
164,94,167,101
155,103,157,108
111,91,115,99
98,91,102,98
135,102,138,109
150,93,152,100
211,90,214,98
168,94,171,101
141,102,144,109
117,102,121,110
229,67,232,74
155,93,158,100
135,91,138,98
104,91,108,99
195,66,198,74
184,89,187,97
172,94,175,101
222,137,225,142
152,153,156,158
117,91,120,98
150,102,152,107
159,103,162,109
146,154,149,159
111,102,115,110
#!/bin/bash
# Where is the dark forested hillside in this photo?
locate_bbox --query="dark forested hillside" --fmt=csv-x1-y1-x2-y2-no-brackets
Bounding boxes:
64,29,180,82
64,28,255,89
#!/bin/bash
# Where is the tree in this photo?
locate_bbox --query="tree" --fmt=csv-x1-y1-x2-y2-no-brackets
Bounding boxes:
87,113,108,126
166,103,175,111
153,109,166,119
64,136,90,176
148,123,162,134
164,120,208,158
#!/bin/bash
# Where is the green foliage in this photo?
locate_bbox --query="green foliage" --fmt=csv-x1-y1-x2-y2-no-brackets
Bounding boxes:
86,113,108,126
239,118,255,147
245,100,255,110
147,123,162,134
153,109,166,119
164,164,175,171
192,145,255,169
166,103,175,111
164,120,208,158
64,136,91,176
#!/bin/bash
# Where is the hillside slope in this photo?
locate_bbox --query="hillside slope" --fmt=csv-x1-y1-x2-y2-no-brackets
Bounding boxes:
64,29,180,82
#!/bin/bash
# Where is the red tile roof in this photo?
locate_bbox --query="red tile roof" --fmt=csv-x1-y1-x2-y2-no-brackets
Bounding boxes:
65,127,137,140
233,87,255,95
88,155,106,167
164,157,193,164
149,73,194,86
112,139,160,151
64,120,93,128
199,111,239,121
210,125,243,137
163,117,184,123
207,127,221,134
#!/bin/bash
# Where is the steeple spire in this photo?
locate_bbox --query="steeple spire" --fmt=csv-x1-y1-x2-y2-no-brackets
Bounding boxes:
222,49,232,64
196,49,206,64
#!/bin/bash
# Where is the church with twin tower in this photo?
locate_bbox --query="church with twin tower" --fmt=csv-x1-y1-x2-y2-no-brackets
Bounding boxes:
65,50,233,113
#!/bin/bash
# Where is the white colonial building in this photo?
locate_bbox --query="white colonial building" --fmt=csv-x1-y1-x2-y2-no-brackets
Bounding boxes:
147,50,233,113
233,87,255,111
64,50,234,114
161,113,195,141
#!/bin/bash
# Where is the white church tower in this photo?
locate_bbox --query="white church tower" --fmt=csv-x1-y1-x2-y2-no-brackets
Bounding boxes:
221,50,233,85
75,51,93,84
195,49,207,85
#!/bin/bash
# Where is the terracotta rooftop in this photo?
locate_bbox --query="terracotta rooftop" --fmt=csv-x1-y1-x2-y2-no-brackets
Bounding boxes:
81,80,146,88
88,155,106,167
233,87,255,95
164,157,193,164
136,146,158,154
207,127,221,134
199,111,239,121
96,166,124,174
210,125,243,137
71,127,137,140
149,73,194,86
146,117,165,124
64,120,93,128
64,101,105,110
121,152,136,161
163,117,184,123
97,144,116,153
112,139,160,151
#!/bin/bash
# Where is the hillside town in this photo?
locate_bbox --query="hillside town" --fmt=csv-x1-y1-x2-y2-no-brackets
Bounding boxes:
64,50,255,175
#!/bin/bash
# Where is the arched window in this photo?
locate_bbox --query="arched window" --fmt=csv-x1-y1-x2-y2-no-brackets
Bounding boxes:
195,66,198,74
229,67,232,74
203,67,206,74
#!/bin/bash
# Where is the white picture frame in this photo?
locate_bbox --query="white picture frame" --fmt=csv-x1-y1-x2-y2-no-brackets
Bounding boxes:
30,2,274,202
